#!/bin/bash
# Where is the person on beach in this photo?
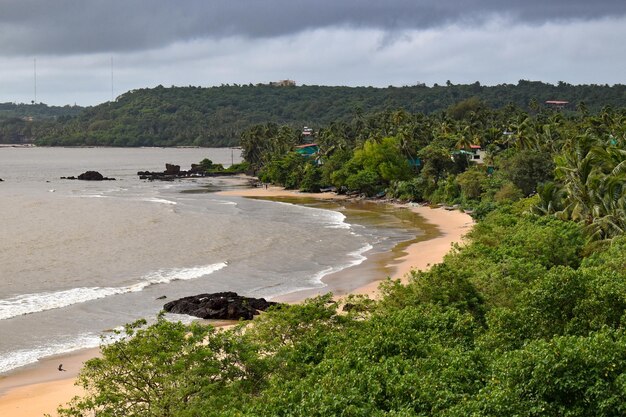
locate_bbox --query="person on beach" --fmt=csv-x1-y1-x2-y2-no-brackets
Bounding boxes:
58,364,66,372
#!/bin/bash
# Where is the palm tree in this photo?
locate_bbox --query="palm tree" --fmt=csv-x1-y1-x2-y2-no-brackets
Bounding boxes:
483,126,503,147
240,124,267,170
511,115,537,150
555,134,598,224
585,190,626,244
535,123,561,154
500,115,536,150
576,101,589,118
455,130,474,151
555,133,626,243
530,182,568,218
318,122,350,157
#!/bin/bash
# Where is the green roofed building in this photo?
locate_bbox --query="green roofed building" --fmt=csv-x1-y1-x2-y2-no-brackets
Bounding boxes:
451,145,485,164
295,143,319,156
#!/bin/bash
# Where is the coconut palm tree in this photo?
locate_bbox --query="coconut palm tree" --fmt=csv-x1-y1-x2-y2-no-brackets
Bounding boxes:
240,124,268,170
530,182,568,218
555,133,626,243
455,129,474,151
535,123,561,154
501,115,536,150
555,134,598,225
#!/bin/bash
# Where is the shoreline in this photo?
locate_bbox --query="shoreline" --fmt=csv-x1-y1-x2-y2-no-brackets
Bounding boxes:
0,185,473,417
351,202,472,295
218,186,473,300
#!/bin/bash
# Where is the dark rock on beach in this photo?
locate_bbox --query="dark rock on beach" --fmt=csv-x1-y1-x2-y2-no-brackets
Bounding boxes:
163,291,280,320
61,171,115,181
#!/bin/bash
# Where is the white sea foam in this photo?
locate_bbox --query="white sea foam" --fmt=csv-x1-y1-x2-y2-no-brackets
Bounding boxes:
260,243,374,300
317,243,371,282
0,333,103,374
307,243,373,285
80,194,107,198
0,314,205,375
0,330,129,375
307,266,336,288
324,210,350,229
260,199,351,229
142,197,177,205
207,199,238,206
349,243,373,266
280,244,373,296
0,263,227,320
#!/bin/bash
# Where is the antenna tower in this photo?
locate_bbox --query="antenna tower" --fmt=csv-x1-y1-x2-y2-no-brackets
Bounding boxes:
33,58,37,104
110,57,114,101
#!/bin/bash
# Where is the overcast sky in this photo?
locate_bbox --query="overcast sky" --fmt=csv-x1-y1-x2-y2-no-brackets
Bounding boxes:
1,0,626,106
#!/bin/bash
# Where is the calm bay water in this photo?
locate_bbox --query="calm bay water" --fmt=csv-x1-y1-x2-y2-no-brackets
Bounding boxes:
0,147,423,374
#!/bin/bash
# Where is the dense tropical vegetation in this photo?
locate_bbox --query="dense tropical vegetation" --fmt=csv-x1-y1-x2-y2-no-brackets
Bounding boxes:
0,102,82,144
2,80,626,146
244,99,626,243
51,87,626,416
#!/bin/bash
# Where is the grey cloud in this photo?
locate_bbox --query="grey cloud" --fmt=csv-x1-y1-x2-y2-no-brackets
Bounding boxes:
0,0,625,55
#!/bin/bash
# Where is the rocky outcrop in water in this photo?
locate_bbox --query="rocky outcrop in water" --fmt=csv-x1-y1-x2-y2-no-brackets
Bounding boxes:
138,163,207,181
61,171,115,181
163,292,280,320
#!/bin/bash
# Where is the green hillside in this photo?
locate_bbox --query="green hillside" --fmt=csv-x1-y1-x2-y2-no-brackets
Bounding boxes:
0,102,83,121
0,102,83,144
3,81,626,146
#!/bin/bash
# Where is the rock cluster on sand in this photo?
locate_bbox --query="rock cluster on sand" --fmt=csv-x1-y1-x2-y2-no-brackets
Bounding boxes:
61,171,115,181
163,291,280,320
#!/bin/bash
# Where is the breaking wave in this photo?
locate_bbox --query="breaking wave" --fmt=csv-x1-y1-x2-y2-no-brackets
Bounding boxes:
0,263,227,320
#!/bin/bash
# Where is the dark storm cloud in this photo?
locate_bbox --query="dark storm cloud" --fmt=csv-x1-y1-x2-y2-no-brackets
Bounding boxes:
1,0,625,55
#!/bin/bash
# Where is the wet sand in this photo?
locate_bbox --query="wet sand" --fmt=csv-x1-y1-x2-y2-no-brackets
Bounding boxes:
0,185,472,416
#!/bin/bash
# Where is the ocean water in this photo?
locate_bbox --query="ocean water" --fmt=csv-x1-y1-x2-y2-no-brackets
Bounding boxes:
0,147,423,374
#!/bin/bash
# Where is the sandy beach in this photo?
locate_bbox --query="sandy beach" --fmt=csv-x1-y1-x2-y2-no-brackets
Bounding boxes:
0,185,472,417
352,202,473,296
0,348,96,417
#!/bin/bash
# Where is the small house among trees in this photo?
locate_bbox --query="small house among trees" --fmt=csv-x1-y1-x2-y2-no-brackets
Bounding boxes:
269,79,296,87
545,100,569,110
468,145,485,164
452,145,485,165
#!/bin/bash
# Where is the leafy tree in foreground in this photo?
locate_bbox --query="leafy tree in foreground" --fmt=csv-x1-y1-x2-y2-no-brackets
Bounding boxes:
55,315,259,417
